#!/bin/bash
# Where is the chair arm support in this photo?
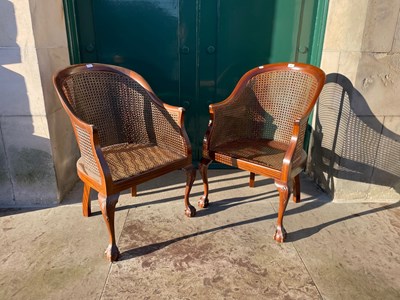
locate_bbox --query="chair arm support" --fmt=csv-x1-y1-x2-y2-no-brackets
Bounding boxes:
162,105,185,128
145,92,192,157
72,116,113,188
203,102,249,157
281,117,306,181
164,106,193,157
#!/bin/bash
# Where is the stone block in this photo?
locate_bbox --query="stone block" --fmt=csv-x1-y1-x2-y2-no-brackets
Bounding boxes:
323,0,368,52
1,116,58,206
29,0,69,48
314,109,400,201
0,0,18,47
355,53,400,117
0,47,46,116
320,51,340,74
392,14,400,52
8,0,36,48
0,127,14,206
361,0,400,52
46,108,80,200
338,51,362,84
370,116,400,198
0,49,30,116
333,115,384,202
36,47,70,115
310,75,396,202
333,179,371,202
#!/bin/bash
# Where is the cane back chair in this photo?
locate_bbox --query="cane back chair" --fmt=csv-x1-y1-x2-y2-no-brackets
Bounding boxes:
53,63,196,261
199,62,325,242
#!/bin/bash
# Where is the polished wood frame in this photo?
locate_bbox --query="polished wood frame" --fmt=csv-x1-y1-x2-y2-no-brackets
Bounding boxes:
199,62,325,242
53,64,196,261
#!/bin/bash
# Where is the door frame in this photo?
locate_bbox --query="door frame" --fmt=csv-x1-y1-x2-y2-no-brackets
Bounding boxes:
62,0,81,64
309,0,329,66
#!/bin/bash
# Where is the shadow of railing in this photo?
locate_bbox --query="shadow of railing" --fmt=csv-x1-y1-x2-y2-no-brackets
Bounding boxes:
310,73,400,198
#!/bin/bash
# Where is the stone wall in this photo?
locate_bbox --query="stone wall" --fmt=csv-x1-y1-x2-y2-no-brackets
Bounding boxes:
309,0,400,202
0,0,76,206
1,0,399,205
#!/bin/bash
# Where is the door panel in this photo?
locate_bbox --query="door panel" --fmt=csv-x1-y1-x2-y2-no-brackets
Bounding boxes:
68,0,320,160
94,0,180,105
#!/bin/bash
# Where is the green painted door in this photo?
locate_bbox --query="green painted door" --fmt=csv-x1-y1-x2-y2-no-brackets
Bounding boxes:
64,0,325,160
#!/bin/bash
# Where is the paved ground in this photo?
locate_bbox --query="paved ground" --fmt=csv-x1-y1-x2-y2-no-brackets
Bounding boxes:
1,170,399,300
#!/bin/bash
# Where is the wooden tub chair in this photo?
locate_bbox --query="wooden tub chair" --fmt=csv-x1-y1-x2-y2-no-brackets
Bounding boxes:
198,62,325,242
53,63,196,261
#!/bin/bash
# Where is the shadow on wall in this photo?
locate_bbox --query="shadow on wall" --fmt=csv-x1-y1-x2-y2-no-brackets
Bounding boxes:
311,73,400,198
0,0,56,207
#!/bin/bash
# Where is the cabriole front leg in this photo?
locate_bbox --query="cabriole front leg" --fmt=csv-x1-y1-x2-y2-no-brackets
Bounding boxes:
98,193,120,262
273,181,291,243
183,165,196,217
198,158,212,208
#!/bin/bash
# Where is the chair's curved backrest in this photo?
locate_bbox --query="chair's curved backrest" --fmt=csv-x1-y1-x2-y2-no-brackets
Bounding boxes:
231,63,325,148
54,64,182,149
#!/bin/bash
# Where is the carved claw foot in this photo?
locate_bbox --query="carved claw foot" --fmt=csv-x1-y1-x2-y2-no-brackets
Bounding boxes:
105,244,120,262
198,196,209,208
273,226,287,243
185,205,196,217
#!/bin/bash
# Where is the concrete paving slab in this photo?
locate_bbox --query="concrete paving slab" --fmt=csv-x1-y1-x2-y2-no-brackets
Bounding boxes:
270,175,400,300
281,200,400,300
103,170,321,299
0,202,128,299
0,170,399,300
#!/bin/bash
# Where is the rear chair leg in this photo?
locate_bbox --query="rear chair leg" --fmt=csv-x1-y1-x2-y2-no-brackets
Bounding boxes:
82,183,91,217
198,158,212,208
98,193,120,262
273,181,291,243
293,175,300,203
249,172,255,188
183,165,196,217
131,186,137,197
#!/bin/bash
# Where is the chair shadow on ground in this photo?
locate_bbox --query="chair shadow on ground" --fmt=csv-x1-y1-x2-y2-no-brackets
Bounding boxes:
86,174,276,217
119,195,399,261
115,169,399,262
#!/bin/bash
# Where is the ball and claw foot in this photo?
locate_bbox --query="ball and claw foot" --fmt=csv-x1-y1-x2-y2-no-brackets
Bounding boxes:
273,226,287,243
185,205,196,217
105,244,120,262
198,196,209,208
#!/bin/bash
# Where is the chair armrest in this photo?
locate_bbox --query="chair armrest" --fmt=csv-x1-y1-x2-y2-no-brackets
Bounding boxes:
281,116,309,181
72,115,113,189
